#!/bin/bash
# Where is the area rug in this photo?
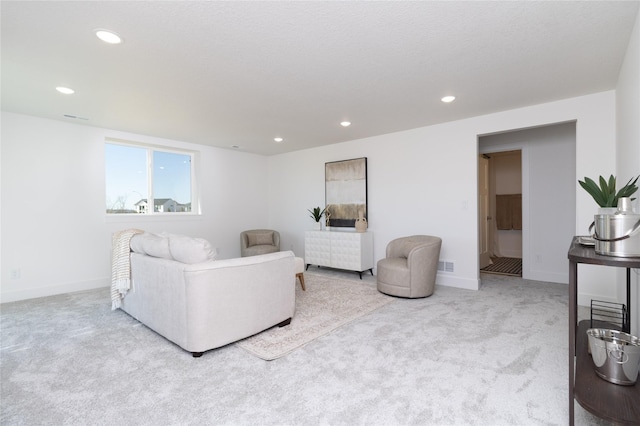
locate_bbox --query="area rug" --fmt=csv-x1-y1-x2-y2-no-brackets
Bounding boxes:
481,256,522,276
235,273,394,360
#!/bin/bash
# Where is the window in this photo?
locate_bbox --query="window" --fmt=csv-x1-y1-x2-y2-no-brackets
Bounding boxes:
105,141,197,214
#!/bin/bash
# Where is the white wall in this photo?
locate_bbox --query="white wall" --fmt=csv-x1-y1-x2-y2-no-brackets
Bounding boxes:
269,119,482,291
269,92,616,296
0,91,623,305
0,112,271,302
615,11,640,335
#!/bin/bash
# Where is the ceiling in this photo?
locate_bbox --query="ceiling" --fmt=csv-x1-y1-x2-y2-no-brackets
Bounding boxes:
2,1,638,156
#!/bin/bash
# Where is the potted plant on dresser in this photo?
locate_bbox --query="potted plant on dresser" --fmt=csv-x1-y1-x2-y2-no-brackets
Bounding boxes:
307,206,325,230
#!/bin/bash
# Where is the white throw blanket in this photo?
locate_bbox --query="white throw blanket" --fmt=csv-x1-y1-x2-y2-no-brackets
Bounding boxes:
111,228,143,310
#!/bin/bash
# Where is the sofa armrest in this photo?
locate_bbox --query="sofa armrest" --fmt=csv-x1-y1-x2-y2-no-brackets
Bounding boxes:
184,250,292,272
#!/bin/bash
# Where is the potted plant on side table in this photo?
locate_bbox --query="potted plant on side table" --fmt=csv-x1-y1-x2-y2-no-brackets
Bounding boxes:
579,174,638,213
578,174,639,256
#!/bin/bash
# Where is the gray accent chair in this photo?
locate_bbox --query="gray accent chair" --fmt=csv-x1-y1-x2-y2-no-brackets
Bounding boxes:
376,235,442,298
241,229,280,257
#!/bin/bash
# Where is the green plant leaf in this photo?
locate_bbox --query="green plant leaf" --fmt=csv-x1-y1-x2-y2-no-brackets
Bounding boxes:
608,175,616,195
598,175,607,194
579,177,608,207
614,175,639,205
598,175,612,198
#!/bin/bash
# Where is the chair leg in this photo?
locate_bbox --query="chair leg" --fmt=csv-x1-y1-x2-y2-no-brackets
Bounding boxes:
296,272,306,291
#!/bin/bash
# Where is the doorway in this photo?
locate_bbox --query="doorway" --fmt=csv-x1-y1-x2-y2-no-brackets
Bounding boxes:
478,121,577,284
478,150,523,277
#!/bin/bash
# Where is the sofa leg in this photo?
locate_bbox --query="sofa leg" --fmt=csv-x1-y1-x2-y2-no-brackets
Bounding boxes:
277,318,292,327
192,352,203,358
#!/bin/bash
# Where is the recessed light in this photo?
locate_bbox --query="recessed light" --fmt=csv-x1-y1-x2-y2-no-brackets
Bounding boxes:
441,96,456,103
340,121,351,127
274,137,284,143
56,86,75,94
95,29,122,44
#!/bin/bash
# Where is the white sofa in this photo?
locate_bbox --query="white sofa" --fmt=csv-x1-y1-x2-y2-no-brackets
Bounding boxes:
121,233,296,357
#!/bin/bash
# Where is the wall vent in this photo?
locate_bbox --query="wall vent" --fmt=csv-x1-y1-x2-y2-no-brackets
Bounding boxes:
438,261,455,273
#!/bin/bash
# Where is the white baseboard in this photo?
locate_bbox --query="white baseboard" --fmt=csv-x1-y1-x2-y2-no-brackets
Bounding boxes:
577,292,623,308
436,274,480,291
526,269,568,284
0,278,109,304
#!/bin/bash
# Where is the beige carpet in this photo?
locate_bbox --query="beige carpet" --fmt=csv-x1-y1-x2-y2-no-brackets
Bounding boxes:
235,272,394,360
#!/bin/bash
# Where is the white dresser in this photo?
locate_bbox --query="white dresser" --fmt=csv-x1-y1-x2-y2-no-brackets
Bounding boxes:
304,230,374,278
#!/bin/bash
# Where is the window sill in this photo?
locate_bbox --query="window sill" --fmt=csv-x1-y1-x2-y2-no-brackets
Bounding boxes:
105,213,204,223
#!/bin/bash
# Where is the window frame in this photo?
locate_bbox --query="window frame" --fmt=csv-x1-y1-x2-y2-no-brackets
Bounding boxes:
105,138,200,217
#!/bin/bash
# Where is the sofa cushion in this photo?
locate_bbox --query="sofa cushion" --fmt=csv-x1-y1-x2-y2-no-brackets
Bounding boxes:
169,234,217,264
247,231,274,247
130,233,172,259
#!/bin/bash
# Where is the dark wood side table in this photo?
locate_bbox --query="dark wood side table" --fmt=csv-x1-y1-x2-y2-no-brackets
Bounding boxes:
568,236,640,425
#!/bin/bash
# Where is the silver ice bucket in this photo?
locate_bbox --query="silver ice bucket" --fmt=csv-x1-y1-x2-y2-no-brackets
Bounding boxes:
590,199,640,257
591,214,640,257
587,328,640,385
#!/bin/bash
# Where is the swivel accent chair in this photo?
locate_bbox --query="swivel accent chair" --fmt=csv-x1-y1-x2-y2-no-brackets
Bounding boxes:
240,229,280,257
376,235,442,298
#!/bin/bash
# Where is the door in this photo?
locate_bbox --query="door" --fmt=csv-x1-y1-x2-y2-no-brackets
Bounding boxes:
478,155,491,269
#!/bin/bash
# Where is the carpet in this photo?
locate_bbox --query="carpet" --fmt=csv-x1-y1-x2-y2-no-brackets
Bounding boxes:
1,272,609,425
481,256,522,276
235,272,394,360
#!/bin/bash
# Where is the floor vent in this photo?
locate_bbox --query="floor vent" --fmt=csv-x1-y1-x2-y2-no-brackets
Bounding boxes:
438,261,454,273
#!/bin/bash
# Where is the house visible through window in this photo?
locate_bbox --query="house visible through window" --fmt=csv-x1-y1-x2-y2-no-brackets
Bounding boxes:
105,141,196,214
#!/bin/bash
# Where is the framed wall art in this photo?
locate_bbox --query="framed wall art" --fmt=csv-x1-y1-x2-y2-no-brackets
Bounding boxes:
325,157,367,227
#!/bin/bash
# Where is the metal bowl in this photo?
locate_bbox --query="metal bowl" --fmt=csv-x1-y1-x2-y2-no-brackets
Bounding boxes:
587,328,640,386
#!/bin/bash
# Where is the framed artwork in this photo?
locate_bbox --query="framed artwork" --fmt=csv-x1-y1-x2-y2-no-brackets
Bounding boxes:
325,157,367,227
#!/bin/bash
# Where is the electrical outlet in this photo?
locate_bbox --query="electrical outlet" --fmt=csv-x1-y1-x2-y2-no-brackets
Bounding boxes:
10,268,21,279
